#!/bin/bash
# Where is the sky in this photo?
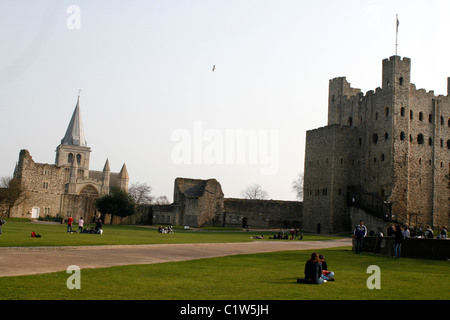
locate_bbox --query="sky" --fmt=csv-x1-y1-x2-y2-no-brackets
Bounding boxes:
1,0,450,202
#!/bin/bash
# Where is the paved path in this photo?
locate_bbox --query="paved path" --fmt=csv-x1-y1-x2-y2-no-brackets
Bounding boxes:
0,239,352,277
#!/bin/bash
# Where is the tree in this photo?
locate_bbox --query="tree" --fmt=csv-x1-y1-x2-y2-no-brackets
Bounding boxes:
95,188,136,223
292,172,304,201
128,182,154,205
240,183,268,200
0,176,27,218
154,196,170,205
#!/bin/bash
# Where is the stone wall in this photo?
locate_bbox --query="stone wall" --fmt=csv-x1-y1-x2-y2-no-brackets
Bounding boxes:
356,236,450,260
223,198,302,229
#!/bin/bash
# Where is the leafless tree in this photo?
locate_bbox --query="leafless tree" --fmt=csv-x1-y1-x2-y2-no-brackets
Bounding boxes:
240,183,268,200
0,176,27,218
292,172,304,201
128,182,154,205
154,195,170,205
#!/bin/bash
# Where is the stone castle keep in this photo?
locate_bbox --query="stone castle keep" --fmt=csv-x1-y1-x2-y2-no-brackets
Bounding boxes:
303,55,449,233
4,55,449,233
10,97,129,222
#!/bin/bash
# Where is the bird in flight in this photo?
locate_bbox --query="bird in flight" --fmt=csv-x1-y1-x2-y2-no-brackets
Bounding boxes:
212,65,215,72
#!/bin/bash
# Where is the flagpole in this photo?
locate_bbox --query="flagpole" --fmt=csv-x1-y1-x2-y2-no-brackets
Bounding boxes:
395,14,398,56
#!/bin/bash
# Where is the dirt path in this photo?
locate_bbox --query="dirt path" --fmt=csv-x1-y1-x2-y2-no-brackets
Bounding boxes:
0,238,352,277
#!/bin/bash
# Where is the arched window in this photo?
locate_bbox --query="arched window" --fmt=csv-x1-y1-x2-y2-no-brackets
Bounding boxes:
385,107,389,116
410,110,413,120
401,107,405,116
419,112,423,121
384,132,389,141
429,137,433,146
447,140,450,149
68,153,73,163
373,133,378,144
400,131,405,141
399,77,404,85
76,154,82,165
348,117,353,126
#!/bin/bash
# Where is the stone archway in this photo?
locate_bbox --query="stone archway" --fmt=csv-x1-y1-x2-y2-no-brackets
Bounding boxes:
79,185,99,197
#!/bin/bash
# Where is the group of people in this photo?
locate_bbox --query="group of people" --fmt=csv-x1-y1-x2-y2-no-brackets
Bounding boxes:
300,252,335,284
158,226,174,233
269,229,303,240
67,216,103,234
354,220,448,258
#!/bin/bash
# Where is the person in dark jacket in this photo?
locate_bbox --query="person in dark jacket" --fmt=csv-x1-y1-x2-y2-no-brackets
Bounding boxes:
394,225,404,258
354,220,367,254
304,252,325,284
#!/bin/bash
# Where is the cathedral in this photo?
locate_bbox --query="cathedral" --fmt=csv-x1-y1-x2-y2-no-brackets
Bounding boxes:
10,97,129,222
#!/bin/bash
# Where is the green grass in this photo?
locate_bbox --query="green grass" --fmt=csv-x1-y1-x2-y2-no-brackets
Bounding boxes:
0,220,343,247
1,247,449,300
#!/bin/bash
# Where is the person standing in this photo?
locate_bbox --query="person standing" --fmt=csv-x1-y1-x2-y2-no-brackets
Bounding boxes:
0,216,5,236
67,215,74,233
394,225,404,258
354,220,367,254
78,217,84,233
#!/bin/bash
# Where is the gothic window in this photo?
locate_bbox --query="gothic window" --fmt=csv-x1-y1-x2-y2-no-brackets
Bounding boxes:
400,131,405,141
417,134,424,145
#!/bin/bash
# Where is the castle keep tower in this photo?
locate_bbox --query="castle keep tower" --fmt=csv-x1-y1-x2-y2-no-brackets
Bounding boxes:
303,56,449,233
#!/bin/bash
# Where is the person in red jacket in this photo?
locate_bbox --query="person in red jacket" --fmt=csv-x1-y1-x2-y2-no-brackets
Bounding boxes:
67,215,74,233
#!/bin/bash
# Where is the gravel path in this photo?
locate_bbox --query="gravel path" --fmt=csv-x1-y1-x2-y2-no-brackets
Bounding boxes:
0,238,352,277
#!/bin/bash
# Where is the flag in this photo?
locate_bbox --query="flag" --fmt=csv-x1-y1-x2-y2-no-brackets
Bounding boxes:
396,16,399,31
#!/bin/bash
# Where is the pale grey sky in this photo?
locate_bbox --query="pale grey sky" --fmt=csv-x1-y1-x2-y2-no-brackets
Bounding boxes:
1,0,450,201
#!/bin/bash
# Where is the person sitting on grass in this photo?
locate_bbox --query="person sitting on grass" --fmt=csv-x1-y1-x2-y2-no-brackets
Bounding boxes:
319,254,335,281
304,252,326,284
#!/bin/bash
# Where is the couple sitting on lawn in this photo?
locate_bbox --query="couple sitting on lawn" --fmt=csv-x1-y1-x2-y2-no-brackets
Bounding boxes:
298,252,335,284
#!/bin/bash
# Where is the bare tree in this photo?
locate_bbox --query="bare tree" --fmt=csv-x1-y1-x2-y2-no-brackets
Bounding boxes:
292,172,304,201
154,195,170,205
240,183,268,200
128,182,154,205
0,176,27,218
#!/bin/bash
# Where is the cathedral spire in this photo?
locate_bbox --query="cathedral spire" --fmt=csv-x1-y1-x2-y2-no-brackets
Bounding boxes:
61,95,87,147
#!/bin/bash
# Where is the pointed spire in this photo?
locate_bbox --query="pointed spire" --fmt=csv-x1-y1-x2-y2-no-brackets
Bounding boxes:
103,159,110,172
61,95,87,147
119,163,129,179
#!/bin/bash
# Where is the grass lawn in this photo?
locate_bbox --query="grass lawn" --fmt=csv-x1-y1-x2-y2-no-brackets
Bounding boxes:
1,220,448,301
0,220,343,247
1,247,449,300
